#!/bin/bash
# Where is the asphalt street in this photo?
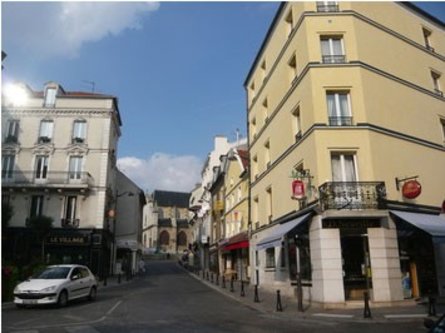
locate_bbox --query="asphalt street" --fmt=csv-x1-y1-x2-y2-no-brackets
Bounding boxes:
2,260,430,333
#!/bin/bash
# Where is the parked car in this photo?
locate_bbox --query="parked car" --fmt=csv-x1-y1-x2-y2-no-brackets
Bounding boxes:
424,314,445,332
13,264,97,308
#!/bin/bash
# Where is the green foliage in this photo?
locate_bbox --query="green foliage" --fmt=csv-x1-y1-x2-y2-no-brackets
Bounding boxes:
27,215,54,240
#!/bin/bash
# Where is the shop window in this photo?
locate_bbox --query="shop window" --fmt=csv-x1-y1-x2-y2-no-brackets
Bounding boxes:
265,247,275,268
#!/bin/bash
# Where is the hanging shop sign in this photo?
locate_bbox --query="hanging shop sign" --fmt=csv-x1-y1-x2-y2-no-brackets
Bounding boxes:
402,180,422,199
291,179,305,199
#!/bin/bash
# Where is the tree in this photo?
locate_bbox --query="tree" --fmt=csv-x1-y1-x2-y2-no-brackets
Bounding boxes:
27,215,53,262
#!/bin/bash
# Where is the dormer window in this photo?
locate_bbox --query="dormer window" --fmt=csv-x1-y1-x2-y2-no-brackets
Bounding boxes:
72,120,87,143
44,87,57,107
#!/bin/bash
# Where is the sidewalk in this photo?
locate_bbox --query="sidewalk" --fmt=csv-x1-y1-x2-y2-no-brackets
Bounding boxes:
186,267,445,323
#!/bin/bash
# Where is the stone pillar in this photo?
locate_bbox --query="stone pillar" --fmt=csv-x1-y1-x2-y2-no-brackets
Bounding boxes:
310,215,345,303
368,225,403,302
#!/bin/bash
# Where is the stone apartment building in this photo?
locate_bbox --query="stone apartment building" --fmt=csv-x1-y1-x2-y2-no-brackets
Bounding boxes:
245,2,445,306
2,81,122,278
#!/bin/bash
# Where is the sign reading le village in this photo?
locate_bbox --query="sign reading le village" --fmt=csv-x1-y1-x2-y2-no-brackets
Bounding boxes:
47,235,90,245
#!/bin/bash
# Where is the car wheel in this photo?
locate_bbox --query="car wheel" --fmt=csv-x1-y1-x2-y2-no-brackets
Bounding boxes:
58,290,68,307
88,286,97,302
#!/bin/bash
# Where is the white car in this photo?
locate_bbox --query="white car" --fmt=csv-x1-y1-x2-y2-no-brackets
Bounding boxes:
14,264,97,308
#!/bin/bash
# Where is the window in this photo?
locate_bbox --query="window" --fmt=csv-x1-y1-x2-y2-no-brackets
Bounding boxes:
261,60,267,83
440,119,445,144
280,246,286,268
291,106,302,141
69,156,83,180
316,1,338,12
2,154,15,179
159,231,170,245
253,196,259,226
177,231,187,246
285,9,294,37
72,120,87,143
288,53,297,85
251,117,257,140
264,140,271,169
423,28,434,51
255,250,259,266
5,120,19,143
265,247,275,268
331,153,358,182
30,195,44,218
263,98,269,123
266,187,273,222
237,187,242,202
39,120,54,143
320,36,345,63
326,91,352,125
252,155,258,179
35,155,49,180
432,71,443,96
44,88,57,107
63,196,78,228
249,82,256,103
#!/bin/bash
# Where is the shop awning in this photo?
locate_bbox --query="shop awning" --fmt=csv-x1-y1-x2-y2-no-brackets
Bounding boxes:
224,232,249,251
390,211,445,237
256,213,311,250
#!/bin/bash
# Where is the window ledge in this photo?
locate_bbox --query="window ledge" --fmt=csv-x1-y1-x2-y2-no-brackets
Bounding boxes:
265,267,276,272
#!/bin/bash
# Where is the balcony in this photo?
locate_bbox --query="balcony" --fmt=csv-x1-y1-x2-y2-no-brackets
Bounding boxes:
61,218,80,228
319,182,386,210
329,116,353,126
317,3,339,12
322,55,346,64
38,136,52,144
2,171,94,189
4,135,18,144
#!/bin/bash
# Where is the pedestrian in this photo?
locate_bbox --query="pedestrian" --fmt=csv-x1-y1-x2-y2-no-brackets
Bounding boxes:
139,258,145,274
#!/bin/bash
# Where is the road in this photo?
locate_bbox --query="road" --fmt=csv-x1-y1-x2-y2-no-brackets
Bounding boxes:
2,261,429,333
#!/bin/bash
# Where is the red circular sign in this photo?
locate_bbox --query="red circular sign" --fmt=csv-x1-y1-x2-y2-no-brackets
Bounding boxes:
292,180,305,199
402,180,422,199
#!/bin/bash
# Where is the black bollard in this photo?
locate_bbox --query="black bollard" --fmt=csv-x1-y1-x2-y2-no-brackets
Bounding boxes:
211,273,214,283
202,270,205,279
103,275,107,287
230,276,235,292
206,271,209,281
222,276,226,289
276,290,283,312
118,273,121,284
254,284,260,303
216,274,219,286
240,280,245,297
428,296,437,317
363,291,372,318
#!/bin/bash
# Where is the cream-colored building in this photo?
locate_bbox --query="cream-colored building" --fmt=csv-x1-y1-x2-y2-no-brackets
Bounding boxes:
2,81,122,278
245,2,445,306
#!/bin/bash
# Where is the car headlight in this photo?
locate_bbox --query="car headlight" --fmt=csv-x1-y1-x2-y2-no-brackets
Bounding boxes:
13,286,20,294
41,285,57,293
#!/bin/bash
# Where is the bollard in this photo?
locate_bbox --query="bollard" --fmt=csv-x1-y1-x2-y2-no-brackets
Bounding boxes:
211,273,214,283
103,275,107,287
428,296,437,317
202,270,205,279
216,274,219,286
254,284,260,303
240,280,245,297
118,273,121,284
222,276,226,289
363,291,372,318
276,290,283,312
230,276,235,292
206,271,209,281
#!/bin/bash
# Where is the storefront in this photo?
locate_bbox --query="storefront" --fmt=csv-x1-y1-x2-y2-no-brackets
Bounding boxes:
220,231,249,281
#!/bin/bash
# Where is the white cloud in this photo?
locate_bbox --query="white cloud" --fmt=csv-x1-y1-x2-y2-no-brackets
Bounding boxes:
117,153,203,193
2,2,159,58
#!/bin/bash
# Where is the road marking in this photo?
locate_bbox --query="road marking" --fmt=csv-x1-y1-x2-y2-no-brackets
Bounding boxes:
65,325,101,333
312,313,354,318
384,314,428,319
106,300,122,316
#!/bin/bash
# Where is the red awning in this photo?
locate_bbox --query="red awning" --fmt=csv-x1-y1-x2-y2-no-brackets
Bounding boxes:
223,231,249,251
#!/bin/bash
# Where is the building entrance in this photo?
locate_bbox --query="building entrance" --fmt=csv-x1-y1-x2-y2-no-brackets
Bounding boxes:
341,234,371,300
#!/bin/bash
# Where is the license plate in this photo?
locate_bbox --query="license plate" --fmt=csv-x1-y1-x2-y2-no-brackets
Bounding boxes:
23,299,37,304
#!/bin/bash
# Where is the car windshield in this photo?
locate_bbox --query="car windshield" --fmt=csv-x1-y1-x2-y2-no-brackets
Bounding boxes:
34,267,71,279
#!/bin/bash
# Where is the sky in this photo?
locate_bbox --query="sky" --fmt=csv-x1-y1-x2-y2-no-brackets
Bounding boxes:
2,1,445,193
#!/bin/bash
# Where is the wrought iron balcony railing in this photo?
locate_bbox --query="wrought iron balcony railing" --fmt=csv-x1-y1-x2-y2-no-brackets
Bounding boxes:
319,181,386,210
61,218,80,228
317,3,339,12
2,171,94,187
329,116,353,126
322,55,346,64
4,135,18,144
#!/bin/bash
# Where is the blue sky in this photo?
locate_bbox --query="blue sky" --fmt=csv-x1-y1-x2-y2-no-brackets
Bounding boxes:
2,2,444,192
